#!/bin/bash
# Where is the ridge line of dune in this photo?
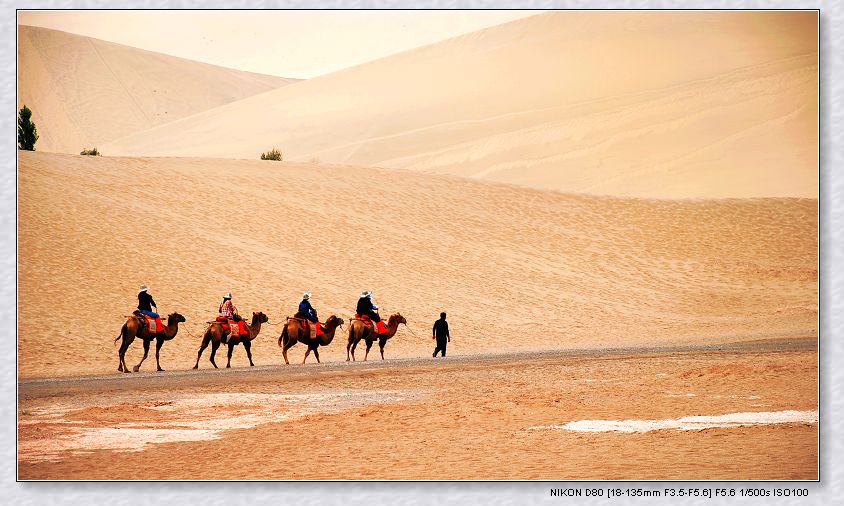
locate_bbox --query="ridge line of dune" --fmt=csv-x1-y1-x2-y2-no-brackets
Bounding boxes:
87,36,152,125
18,24,300,82
295,52,817,163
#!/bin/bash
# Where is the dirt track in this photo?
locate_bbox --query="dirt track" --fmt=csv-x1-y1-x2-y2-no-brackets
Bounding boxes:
18,338,818,480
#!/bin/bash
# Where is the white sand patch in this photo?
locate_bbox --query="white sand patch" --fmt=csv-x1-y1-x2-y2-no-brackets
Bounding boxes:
529,410,818,433
19,390,415,463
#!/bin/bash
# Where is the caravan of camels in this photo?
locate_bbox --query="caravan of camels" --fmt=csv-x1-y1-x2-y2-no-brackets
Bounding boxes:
115,286,409,373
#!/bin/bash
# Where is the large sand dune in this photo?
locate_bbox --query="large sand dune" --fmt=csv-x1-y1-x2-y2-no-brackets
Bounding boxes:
18,152,817,379
102,11,817,198
17,25,298,154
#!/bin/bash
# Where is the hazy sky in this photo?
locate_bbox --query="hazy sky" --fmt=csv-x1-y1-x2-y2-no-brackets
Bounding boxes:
18,10,543,78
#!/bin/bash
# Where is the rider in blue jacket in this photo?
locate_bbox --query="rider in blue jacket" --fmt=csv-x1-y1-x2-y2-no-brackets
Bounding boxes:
298,292,318,323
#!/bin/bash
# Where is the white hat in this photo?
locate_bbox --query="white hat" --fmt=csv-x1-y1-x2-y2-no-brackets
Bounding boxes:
138,285,148,293
361,290,372,298
224,292,232,299
302,292,311,300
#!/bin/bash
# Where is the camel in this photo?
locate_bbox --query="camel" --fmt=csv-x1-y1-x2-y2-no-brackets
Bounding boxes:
115,312,186,373
278,314,345,364
193,311,268,369
346,312,407,362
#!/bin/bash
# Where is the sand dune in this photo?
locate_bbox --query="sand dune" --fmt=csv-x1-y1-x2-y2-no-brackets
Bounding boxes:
102,11,817,198
17,25,298,154
17,152,817,379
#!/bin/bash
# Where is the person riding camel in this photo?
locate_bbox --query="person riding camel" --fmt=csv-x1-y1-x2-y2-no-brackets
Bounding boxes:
297,292,323,339
217,292,245,342
356,290,387,334
135,284,163,333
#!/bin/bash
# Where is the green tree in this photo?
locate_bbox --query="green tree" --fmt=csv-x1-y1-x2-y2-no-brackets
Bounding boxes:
17,105,38,151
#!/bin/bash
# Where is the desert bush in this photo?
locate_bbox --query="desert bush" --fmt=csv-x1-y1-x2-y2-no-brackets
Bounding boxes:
260,148,283,161
80,147,101,156
17,105,39,151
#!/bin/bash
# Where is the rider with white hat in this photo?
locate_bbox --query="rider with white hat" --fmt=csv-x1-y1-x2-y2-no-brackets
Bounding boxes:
137,285,159,318
298,292,322,337
356,290,387,334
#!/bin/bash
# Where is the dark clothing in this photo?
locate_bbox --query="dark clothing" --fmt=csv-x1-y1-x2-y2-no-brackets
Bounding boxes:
433,338,447,357
298,299,318,323
138,291,156,312
356,297,380,322
433,318,449,357
432,319,449,339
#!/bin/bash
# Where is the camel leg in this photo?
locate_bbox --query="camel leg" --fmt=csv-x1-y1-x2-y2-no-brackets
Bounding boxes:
133,339,151,372
313,347,321,364
155,337,165,372
302,347,311,365
226,342,235,368
210,341,220,368
346,339,352,362
283,337,297,365
364,340,373,361
350,340,359,362
282,340,291,365
243,340,254,367
117,325,127,372
119,332,136,373
380,341,386,360
118,337,129,372
194,334,211,369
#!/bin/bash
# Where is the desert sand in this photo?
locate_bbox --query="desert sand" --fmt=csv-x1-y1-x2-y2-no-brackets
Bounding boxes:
101,11,818,198
19,340,817,480
16,11,818,480
17,25,298,154
17,152,817,379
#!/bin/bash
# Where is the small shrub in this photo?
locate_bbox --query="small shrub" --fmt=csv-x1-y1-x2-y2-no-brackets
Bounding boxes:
17,105,39,151
80,147,101,156
260,148,283,161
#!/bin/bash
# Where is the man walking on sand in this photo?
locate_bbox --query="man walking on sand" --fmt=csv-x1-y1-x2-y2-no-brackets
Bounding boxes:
432,312,450,357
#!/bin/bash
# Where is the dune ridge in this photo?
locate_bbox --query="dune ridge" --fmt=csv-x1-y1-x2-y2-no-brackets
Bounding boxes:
17,25,299,154
102,11,817,198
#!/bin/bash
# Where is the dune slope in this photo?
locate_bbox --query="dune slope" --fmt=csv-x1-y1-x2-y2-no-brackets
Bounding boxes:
17,25,299,154
18,152,817,378
102,11,817,198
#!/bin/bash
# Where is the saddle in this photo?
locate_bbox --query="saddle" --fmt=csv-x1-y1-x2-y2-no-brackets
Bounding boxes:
214,316,244,337
135,314,164,333
287,316,323,338
353,314,385,334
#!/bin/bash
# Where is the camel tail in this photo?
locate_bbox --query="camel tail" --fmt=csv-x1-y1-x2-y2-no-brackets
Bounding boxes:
114,323,126,345
278,325,287,348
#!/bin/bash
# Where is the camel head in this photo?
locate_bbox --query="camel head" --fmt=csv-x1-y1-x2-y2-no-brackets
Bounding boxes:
325,315,345,329
389,313,407,327
252,311,269,325
167,312,186,324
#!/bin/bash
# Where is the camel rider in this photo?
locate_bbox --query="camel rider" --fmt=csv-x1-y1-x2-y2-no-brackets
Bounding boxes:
137,285,158,318
218,292,245,341
356,290,387,334
298,292,322,338
136,284,163,333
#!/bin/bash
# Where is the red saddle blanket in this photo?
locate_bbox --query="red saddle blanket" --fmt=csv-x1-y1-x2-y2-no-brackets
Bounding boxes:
287,317,323,336
354,314,385,334
144,316,164,334
307,320,323,337
215,317,246,336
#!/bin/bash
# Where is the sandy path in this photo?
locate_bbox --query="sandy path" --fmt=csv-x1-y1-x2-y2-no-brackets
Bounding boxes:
18,338,817,480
